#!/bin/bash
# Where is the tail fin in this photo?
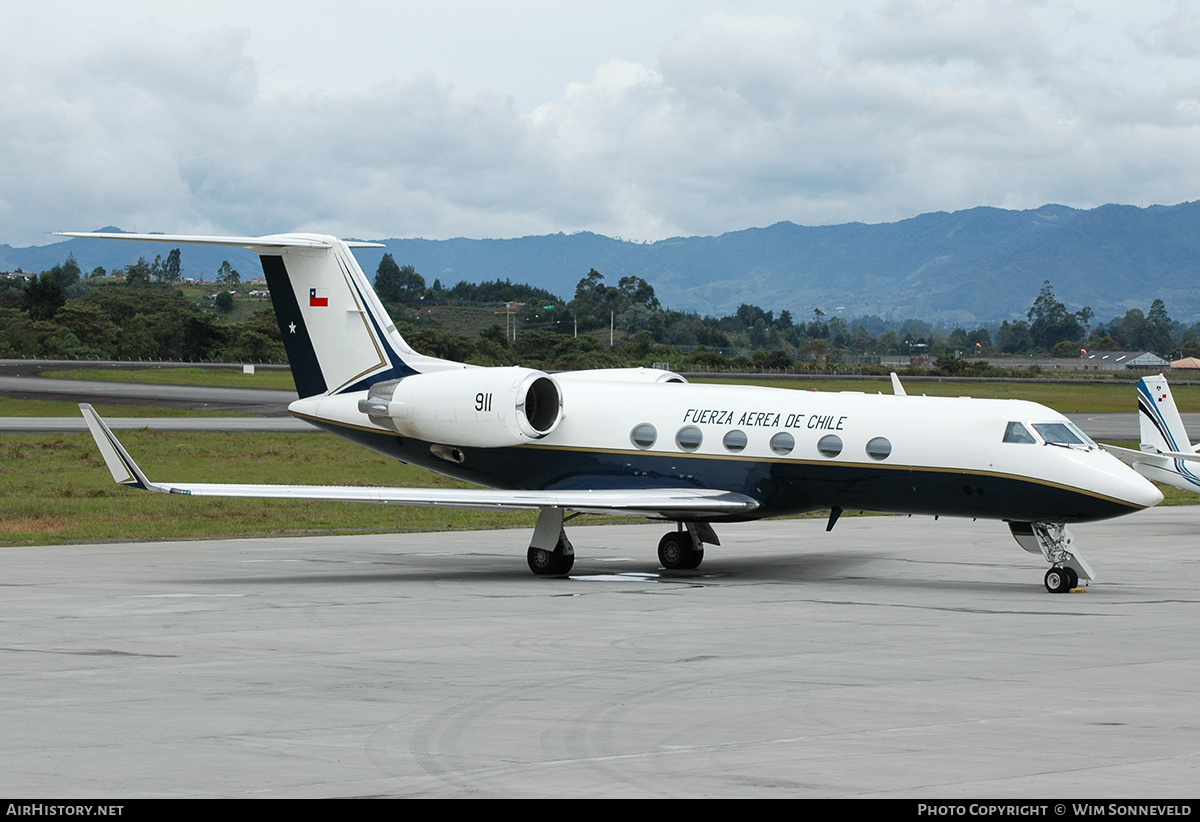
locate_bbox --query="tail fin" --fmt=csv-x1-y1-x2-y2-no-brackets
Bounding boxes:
57,231,455,397
1138,374,1195,454
255,237,421,397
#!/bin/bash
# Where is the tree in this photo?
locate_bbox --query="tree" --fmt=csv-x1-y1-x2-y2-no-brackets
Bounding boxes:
1026,280,1086,352
1147,299,1173,354
164,248,182,282
216,261,241,285
21,273,65,321
375,254,424,302
46,254,81,289
569,269,615,330
214,291,234,313
616,275,660,311
124,257,151,287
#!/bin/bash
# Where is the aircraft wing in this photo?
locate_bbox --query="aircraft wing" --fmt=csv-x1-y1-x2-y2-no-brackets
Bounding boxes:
79,404,758,518
1101,443,1200,465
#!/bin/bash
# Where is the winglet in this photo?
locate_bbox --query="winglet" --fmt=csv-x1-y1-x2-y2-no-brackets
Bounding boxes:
890,372,907,396
79,404,160,492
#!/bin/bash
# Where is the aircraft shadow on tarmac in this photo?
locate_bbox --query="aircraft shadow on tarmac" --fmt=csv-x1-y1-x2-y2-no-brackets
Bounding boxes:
174,543,1053,595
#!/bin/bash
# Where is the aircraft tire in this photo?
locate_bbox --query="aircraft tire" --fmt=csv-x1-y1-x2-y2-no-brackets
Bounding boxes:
658,532,700,570
1044,567,1072,594
528,545,573,576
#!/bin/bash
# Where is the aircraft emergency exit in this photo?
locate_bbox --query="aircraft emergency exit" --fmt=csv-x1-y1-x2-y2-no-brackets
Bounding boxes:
63,231,1162,592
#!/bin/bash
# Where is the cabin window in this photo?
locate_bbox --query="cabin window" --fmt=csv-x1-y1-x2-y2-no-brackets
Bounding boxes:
817,434,843,458
631,423,657,449
1003,422,1037,444
769,432,795,455
1032,423,1086,446
675,426,703,452
723,429,748,453
866,436,892,460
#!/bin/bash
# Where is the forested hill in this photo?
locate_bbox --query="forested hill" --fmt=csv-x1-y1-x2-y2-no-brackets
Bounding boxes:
356,202,1200,323
10,201,1200,322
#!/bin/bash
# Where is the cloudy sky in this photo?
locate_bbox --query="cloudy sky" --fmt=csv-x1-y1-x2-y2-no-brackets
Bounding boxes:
4,0,1199,247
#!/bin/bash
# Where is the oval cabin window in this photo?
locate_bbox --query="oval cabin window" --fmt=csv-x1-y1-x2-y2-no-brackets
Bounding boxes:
630,423,657,449
866,437,892,460
675,426,703,452
769,432,795,455
817,434,843,458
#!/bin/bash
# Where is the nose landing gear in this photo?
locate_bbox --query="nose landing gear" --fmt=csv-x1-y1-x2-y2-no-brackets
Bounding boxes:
1009,521,1093,593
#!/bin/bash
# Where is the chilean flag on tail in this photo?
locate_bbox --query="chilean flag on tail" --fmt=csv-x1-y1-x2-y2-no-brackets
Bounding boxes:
309,288,328,307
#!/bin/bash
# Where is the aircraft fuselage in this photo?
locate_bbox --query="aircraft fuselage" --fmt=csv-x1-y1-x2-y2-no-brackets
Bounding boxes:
292,380,1157,524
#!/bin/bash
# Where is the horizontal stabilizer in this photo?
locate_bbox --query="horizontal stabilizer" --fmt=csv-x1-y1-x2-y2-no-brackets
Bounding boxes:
54,231,384,249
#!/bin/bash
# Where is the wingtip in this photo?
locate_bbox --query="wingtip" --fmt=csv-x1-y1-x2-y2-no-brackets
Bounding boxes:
78,404,155,490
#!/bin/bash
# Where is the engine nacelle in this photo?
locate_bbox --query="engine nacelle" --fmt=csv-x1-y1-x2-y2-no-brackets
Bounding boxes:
555,367,687,384
358,367,562,447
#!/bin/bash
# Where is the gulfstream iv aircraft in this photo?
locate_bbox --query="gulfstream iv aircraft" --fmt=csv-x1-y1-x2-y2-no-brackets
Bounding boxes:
1103,374,1200,494
64,231,1163,592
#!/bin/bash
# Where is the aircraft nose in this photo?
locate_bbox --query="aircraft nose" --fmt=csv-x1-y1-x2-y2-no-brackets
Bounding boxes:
1107,462,1163,509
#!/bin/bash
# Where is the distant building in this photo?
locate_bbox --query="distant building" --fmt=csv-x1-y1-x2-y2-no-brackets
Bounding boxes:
969,352,1169,372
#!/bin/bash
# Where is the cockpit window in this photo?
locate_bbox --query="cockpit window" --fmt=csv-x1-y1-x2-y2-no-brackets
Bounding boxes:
1067,422,1097,447
1032,422,1087,446
1003,422,1037,444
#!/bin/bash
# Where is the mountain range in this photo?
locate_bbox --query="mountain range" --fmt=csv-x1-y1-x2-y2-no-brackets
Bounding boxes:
6,201,1200,324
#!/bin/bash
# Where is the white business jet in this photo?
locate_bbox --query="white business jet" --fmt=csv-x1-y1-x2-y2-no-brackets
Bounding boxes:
1103,373,1200,493
63,231,1162,592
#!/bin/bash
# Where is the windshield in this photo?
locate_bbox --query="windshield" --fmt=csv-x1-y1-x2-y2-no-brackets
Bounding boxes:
1032,422,1095,447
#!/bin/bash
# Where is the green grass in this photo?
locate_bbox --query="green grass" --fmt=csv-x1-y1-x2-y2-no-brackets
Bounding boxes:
0,430,554,546
45,366,297,391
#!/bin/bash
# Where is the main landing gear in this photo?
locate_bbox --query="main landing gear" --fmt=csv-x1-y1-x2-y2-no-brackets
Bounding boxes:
527,539,574,576
525,510,719,576
657,522,718,570
1008,521,1094,594
658,530,703,570
527,508,574,576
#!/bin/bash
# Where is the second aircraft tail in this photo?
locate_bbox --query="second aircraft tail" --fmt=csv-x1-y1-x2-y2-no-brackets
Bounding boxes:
1138,374,1196,455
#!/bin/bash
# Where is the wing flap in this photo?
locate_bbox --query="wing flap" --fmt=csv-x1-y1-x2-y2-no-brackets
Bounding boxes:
79,405,758,517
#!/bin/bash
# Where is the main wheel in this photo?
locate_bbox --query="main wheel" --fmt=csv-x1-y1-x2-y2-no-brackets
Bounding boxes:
528,544,573,576
658,532,702,570
1044,567,1072,594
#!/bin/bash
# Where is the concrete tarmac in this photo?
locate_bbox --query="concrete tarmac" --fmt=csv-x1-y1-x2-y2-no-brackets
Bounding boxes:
3,509,1198,798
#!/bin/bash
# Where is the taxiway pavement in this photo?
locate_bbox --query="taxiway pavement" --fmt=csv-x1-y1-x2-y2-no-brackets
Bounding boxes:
2,509,1197,798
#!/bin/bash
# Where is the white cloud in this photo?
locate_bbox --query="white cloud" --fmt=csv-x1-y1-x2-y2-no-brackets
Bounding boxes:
3,1,1200,248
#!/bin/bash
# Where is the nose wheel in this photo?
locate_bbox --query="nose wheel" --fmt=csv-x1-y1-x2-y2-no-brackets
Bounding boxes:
1044,565,1078,594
